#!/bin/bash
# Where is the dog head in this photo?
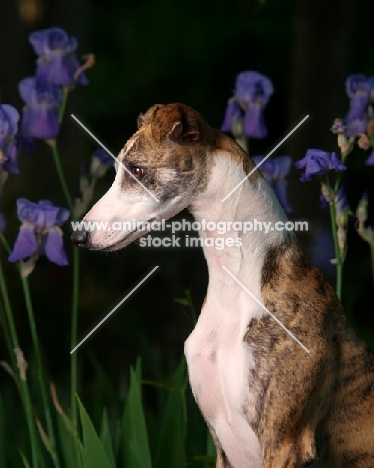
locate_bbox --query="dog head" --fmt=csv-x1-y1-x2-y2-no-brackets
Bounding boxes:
71,103,210,250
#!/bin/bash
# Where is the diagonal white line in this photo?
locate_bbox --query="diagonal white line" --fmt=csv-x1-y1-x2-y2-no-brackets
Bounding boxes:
222,266,310,354
70,266,159,354
221,115,309,202
71,114,160,202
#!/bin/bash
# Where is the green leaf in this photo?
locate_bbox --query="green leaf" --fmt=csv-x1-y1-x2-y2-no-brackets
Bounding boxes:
205,426,216,467
121,364,152,468
57,412,82,468
77,396,113,468
155,358,187,468
206,426,216,458
100,408,116,467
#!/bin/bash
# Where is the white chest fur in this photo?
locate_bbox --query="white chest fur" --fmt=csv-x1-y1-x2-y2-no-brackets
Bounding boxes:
184,299,263,468
185,154,288,467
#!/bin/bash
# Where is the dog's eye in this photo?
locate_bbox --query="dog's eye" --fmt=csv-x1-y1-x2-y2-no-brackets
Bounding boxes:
129,166,144,179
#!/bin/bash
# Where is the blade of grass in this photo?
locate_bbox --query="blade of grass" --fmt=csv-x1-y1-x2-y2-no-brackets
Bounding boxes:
51,383,82,468
121,363,152,468
100,408,116,467
155,358,186,468
57,413,81,468
77,396,113,468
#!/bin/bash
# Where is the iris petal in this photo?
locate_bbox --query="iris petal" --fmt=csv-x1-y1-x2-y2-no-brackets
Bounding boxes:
1,142,19,174
42,228,69,266
235,71,273,106
0,105,19,136
20,105,60,140
17,198,38,223
243,105,267,139
8,225,37,262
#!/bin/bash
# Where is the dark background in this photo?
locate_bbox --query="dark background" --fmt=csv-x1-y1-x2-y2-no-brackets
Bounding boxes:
1,0,374,399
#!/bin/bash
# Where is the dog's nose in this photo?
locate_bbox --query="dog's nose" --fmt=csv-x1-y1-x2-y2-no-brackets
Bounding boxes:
71,230,90,247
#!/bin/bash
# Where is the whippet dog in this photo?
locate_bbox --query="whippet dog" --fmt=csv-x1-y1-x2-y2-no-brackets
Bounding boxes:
71,103,374,468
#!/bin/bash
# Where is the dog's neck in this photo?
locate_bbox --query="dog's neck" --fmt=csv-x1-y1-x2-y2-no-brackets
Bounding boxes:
189,151,289,321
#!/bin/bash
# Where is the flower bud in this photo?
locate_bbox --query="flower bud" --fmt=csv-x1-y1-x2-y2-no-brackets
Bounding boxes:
20,255,37,277
79,168,92,204
330,118,346,134
357,133,371,150
321,183,335,204
337,226,347,253
356,192,368,224
337,133,349,155
89,149,114,179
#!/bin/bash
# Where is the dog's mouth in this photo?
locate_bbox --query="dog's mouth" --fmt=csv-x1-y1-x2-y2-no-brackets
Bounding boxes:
95,217,156,252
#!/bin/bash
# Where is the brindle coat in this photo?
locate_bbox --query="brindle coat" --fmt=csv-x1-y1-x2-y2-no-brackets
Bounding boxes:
140,104,374,468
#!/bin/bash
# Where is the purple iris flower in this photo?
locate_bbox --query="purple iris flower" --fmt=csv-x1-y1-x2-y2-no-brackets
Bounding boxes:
366,150,374,166
90,148,114,178
344,74,372,137
295,149,346,182
8,198,70,266
19,77,61,140
29,27,88,87
0,104,20,174
221,71,273,139
252,156,292,213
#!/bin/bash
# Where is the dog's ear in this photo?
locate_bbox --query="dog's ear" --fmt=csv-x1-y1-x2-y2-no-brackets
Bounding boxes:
151,103,204,145
137,104,163,129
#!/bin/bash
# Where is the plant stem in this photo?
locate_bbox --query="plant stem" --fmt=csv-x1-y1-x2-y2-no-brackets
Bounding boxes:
49,141,80,434
70,246,80,431
21,276,60,468
58,88,69,123
0,253,40,467
328,202,343,300
333,171,343,193
50,142,74,212
0,233,18,360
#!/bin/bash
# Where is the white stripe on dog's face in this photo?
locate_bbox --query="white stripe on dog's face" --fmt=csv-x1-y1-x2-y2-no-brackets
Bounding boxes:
83,170,158,250
83,139,202,250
